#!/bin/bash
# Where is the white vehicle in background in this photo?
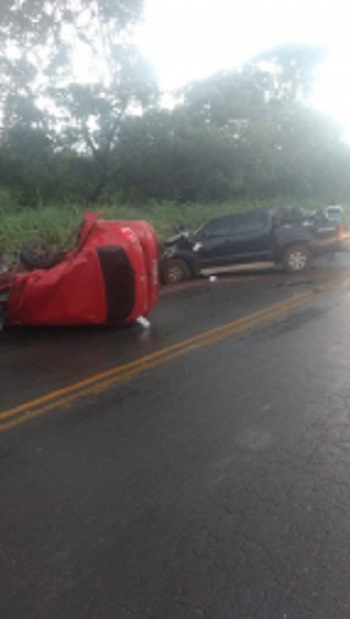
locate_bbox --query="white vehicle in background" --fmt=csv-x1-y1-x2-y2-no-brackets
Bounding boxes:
325,205,343,223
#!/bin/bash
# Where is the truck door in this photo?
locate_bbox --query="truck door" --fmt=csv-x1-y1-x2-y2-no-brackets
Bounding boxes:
192,215,236,267
230,211,273,263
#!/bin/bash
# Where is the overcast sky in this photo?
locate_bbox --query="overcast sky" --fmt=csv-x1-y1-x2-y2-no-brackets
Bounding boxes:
135,0,350,135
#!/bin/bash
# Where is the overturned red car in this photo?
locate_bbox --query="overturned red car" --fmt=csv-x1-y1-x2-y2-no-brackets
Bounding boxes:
0,212,159,327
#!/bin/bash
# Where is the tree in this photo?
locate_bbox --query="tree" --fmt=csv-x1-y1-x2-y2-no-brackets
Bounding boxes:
113,108,239,202
177,44,350,201
52,45,157,202
0,125,55,204
248,44,325,104
181,69,267,137
0,0,157,201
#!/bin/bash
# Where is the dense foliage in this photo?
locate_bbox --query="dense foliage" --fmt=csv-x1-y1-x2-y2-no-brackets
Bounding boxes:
0,2,349,208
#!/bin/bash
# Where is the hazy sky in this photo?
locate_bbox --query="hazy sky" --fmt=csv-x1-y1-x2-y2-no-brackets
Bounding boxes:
135,0,350,135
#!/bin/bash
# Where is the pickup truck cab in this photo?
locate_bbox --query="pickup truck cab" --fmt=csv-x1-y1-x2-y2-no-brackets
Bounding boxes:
161,209,343,284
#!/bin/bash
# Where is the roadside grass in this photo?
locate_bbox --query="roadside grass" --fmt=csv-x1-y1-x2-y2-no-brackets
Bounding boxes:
1,198,349,257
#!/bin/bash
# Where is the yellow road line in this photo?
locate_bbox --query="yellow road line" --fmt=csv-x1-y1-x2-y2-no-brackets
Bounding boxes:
0,289,318,433
0,291,311,419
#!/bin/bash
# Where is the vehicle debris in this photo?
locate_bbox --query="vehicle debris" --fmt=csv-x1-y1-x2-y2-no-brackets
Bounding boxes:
136,316,151,329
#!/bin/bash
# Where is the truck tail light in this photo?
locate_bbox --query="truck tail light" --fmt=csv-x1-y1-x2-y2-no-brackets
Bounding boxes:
338,226,344,240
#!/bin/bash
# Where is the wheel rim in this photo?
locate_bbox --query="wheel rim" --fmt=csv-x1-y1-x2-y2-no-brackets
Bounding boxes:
166,265,183,283
21,240,55,268
288,250,307,271
30,243,51,262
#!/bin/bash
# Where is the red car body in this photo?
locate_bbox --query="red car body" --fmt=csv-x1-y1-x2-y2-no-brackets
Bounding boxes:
6,213,159,326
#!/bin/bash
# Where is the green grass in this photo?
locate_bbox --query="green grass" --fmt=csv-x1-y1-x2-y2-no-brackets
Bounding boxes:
1,198,349,258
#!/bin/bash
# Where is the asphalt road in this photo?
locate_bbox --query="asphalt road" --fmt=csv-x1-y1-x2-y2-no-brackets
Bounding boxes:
2,258,350,618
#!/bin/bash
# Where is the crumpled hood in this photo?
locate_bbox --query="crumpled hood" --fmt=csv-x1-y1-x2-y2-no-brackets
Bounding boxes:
164,230,193,246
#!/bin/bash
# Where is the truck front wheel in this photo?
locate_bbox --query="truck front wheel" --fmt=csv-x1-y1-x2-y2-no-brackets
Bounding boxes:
282,244,312,273
161,259,191,284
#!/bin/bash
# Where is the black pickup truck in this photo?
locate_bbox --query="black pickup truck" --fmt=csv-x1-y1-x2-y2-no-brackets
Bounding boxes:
161,208,344,284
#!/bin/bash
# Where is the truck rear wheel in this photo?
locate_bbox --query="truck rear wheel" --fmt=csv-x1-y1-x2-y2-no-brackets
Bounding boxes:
161,259,191,284
283,244,312,273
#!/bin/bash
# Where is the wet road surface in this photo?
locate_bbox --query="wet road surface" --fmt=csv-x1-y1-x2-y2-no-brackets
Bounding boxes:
2,257,350,617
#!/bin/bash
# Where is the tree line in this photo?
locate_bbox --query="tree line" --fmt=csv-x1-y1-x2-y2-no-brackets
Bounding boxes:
0,0,349,207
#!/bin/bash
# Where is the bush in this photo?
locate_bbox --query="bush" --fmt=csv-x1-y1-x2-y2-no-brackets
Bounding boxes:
0,188,21,214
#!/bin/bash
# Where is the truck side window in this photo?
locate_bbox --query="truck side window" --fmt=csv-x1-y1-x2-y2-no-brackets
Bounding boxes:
200,216,235,238
234,213,266,235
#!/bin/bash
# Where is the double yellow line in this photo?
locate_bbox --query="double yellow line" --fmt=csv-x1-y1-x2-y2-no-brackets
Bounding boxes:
0,287,322,434
7,268,350,437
